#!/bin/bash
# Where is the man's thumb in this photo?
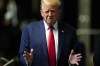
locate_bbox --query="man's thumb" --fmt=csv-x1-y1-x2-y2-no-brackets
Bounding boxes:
70,49,74,55
30,49,33,53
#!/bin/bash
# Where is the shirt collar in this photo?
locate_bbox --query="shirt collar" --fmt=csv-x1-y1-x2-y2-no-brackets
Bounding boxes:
43,20,58,30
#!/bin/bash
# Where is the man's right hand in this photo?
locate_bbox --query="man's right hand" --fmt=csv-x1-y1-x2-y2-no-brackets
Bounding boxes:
23,49,34,65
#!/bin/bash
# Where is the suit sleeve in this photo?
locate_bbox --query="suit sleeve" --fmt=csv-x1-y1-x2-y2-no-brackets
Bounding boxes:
19,26,30,66
71,31,86,66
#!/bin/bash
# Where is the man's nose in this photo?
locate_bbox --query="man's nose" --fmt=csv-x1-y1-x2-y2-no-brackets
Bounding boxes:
48,11,52,16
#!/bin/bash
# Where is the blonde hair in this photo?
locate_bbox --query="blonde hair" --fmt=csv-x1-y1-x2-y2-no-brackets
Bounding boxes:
41,0,61,8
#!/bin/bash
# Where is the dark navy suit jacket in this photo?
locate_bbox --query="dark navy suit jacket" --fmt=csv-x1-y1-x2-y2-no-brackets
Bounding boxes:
94,35,100,66
19,20,85,66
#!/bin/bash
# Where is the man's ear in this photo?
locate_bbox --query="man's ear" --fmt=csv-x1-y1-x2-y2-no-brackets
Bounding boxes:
40,9,43,17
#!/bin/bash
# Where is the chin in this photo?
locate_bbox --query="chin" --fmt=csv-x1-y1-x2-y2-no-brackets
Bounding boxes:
47,22,52,26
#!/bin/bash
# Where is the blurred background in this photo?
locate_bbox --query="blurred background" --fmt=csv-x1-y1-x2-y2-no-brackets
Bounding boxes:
0,0,100,66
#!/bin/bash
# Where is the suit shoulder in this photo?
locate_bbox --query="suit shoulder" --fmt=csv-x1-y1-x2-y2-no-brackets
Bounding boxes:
23,20,43,29
27,20,42,27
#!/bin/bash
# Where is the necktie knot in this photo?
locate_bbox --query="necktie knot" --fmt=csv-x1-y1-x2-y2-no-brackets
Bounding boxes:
49,26,55,32
49,26,54,29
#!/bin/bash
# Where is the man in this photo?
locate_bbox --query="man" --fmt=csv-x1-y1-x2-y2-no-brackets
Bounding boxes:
93,35,100,66
19,0,83,66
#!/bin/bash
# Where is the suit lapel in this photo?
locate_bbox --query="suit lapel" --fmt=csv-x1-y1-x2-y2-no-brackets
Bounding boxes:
57,22,64,61
37,20,49,64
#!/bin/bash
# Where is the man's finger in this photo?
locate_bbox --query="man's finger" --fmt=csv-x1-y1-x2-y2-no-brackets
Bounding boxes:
76,53,81,56
24,51,29,56
77,56,82,59
75,62,79,65
25,60,28,65
77,59,81,61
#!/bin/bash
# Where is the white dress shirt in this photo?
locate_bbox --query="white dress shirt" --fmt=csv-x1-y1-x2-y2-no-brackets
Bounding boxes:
43,21,58,60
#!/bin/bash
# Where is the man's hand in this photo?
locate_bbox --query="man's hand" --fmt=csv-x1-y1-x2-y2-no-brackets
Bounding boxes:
23,49,34,65
69,49,82,65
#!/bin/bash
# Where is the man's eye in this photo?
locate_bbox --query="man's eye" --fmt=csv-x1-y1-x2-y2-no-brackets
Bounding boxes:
45,11,49,13
51,10,56,13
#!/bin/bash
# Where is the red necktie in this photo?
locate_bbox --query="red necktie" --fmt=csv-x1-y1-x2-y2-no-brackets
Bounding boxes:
48,26,56,66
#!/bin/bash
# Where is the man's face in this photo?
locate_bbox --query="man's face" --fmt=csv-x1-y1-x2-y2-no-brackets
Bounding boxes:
41,4,60,26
